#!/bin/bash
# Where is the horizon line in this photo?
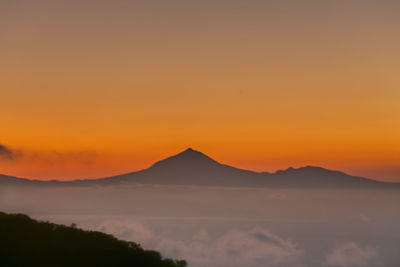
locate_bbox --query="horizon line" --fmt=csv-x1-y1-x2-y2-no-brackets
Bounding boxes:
1,147,397,184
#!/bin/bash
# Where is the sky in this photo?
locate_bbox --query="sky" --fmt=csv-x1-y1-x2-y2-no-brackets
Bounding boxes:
1,0,399,181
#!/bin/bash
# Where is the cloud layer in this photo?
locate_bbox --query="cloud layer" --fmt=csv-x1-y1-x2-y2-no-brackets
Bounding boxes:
324,242,378,267
89,220,303,267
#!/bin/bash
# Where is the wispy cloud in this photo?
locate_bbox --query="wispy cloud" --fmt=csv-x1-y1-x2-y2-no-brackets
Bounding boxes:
0,144,98,167
324,242,378,266
0,144,16,160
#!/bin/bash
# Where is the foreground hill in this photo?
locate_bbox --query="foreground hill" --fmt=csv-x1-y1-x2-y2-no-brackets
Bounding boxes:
0,212,186,267
1,148,399,188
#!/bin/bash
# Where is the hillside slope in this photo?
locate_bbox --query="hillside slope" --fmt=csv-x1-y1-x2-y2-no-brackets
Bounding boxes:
0,212,186,267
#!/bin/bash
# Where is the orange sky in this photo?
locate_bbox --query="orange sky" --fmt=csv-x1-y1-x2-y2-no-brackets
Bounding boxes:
1,1,399,181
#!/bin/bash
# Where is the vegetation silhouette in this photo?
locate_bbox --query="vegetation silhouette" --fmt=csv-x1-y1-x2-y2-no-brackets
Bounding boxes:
0,212,187,267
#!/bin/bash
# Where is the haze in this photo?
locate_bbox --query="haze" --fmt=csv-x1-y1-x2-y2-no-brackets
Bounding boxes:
2,183,399,267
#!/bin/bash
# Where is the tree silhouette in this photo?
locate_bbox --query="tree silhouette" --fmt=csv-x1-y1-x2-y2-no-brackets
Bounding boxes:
0,211,187,267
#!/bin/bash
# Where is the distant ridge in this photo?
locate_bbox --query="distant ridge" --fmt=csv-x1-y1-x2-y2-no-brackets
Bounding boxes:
1,148,399,188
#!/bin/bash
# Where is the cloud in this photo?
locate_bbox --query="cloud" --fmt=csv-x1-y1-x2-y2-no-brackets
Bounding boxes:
0,144,15,160
92,219,156,247
0,144,98,167
324,242,378,266
156,228,303,267
88,220,303,267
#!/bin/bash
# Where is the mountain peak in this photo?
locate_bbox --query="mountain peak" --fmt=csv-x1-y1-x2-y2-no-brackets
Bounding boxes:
149,148,220,170
170,147,216,161
182,147,196,154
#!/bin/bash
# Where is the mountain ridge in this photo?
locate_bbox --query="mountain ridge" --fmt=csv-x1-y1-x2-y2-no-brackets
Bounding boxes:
1,148,399,188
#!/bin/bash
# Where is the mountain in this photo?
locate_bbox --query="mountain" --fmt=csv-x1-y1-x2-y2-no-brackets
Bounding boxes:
0,174,63,186
99,148,262,186
1,148,399,188
0,211,186,267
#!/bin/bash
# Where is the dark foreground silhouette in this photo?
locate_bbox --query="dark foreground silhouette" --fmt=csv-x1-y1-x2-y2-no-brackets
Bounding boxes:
0,212,187,267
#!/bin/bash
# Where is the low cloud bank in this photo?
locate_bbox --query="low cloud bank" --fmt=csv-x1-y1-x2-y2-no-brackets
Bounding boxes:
88,220,303,267
324,242,378,266
156,227,303,267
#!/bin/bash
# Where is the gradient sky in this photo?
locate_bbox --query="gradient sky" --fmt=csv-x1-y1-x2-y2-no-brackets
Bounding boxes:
1,0,399,181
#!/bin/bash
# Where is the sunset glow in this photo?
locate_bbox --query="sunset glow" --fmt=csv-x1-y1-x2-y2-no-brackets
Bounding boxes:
1,1,399,181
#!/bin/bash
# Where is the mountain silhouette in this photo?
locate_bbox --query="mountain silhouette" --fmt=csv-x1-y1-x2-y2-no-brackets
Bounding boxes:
1,148,399,188
131,148,260,186
148,148,223,172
